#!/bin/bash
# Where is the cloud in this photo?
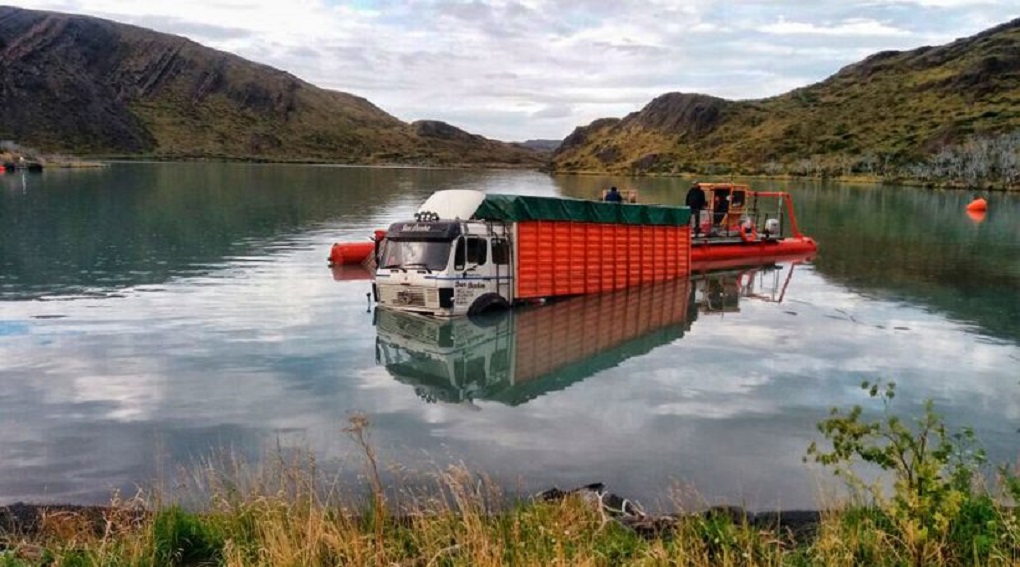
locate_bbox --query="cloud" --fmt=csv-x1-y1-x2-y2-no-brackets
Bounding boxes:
531,104,574,120
759,17,911,36
6,0,1019,140
108,14,253,42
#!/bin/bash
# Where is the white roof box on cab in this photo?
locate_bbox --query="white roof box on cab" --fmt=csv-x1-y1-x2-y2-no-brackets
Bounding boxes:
416,190,486,220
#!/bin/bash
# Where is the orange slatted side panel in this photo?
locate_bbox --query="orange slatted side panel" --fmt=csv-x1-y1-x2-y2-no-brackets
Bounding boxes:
665,226,680,279
539,223,557,297
569,224,587,295
659,226,671,281
638,225,649,284
626,226,640,286
669,226,680,278
615,226,628,289
551,223,571,296
516,222,540,298
518,220,691,299
600,225,615,292
641,227,655,283
676,224,692,277
584,224,603,294
648,226,657,284
653,227,667,281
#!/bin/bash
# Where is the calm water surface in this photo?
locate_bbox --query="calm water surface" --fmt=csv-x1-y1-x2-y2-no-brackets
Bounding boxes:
1,163,1018,511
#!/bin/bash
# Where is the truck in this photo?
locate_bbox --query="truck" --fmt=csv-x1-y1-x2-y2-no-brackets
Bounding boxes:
373,190,692,317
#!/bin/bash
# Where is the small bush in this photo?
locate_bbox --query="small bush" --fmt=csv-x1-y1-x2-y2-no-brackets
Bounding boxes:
807,380,990,564
151,506,223,566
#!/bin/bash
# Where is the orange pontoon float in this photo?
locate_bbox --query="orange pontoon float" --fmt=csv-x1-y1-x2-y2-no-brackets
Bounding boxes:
328,241,374,266
328,230,387,266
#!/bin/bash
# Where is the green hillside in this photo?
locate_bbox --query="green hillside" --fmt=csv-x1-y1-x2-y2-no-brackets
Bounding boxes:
0,7,544,167
551,18,1020,187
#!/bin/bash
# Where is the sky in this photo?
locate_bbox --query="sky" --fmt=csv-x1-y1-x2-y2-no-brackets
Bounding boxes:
7,0,1020,142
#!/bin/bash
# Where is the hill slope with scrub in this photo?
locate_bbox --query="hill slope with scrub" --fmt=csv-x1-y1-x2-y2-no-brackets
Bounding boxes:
551,18,1020,186
0,7,544,167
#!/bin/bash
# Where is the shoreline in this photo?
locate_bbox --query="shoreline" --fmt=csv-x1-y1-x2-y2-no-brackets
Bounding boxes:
6,153,1015,191
0,499,823,543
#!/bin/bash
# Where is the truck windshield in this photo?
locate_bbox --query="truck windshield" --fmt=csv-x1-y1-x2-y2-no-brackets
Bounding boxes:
379,239,451,271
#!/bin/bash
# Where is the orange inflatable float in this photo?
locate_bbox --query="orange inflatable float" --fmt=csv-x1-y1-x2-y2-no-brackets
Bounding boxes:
327,230,387,266
966,197,987,212
328,241,374,266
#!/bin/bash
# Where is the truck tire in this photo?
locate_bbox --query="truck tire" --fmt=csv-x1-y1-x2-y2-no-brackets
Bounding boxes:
467,293,510,317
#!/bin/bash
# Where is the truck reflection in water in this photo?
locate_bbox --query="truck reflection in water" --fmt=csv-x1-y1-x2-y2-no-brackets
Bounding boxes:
375,264,799,406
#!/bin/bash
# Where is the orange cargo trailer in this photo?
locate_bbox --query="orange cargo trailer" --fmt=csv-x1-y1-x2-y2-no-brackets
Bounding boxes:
514,221,690,299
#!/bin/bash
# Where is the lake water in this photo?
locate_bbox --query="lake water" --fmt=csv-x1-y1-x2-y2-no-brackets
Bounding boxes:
1,163,1018,511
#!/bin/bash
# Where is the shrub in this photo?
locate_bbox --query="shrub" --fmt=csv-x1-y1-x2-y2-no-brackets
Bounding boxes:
807,380,988,564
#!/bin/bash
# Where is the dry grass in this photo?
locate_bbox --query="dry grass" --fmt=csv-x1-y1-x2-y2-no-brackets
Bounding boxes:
2,416,1019,566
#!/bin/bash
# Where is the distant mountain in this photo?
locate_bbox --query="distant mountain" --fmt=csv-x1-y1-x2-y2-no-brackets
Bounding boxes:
0,6,544,167
514,139,562,152
551,18,1020,179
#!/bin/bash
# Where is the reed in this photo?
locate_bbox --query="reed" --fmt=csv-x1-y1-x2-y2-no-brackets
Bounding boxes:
2,415,1019,566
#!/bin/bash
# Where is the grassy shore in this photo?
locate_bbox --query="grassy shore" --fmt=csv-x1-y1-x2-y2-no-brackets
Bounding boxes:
2,386,1019,566
0,470,1016,566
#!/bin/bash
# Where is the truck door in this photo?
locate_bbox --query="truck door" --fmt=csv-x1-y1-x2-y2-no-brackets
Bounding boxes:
452,235,494,311
491,237,512,302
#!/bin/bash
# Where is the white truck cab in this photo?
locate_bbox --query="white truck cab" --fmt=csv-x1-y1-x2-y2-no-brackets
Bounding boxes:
375,191,514,317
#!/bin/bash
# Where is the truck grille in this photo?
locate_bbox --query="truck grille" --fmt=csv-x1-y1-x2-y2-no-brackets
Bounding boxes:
379,285,438,308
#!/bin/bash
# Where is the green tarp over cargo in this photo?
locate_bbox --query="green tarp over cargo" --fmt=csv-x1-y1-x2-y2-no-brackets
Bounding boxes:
472,194,690,226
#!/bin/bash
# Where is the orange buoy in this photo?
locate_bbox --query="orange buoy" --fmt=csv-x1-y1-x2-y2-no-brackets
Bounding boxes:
966,197,987,212
328,243,344,266
328,241,375,266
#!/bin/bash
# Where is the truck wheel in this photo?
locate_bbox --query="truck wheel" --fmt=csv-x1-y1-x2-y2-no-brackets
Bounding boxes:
467,293,510,317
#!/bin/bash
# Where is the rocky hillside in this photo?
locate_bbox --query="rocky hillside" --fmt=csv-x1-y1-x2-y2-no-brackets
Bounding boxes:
514,139,561,152
551,18,1020,177
0,7,544,166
